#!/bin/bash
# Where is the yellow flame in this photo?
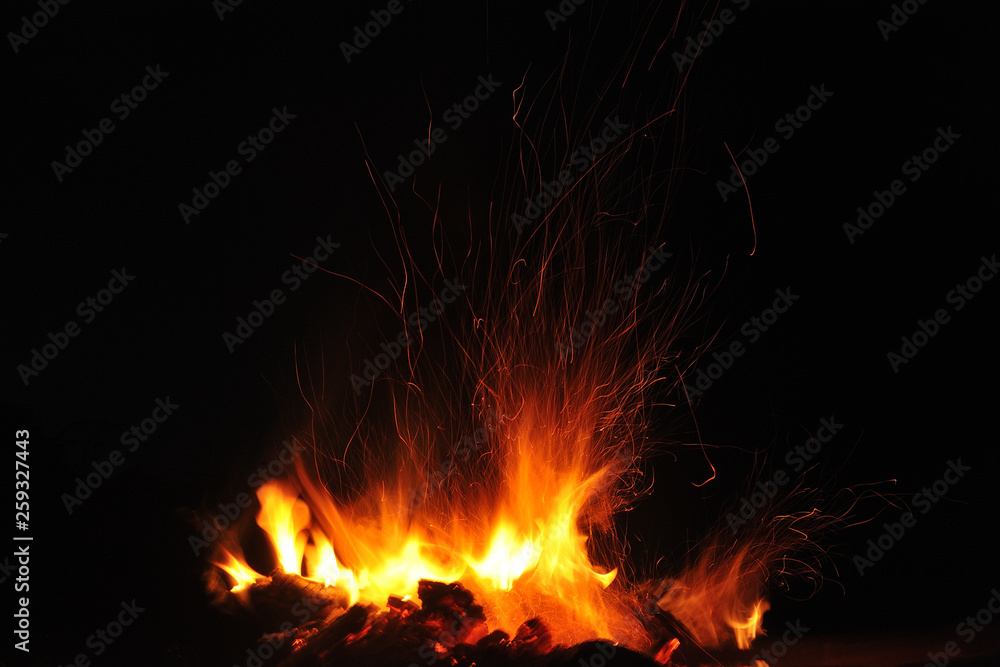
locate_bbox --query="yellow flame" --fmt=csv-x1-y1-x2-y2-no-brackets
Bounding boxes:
211,548,259,592
256,484,310,574
216,419,636,645
210,398,769,652
212,411,769,650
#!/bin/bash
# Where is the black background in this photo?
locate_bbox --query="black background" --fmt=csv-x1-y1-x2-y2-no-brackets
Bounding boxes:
4,1,999,666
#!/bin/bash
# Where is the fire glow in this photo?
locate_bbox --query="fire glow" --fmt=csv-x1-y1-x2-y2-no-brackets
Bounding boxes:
209,366,770,655
206,41,778,657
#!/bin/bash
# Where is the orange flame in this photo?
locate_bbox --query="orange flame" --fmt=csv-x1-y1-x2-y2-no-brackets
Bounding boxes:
220,435,634,646
653,543,770,650
205,53,777,650
210,412,772,652
207,265,774,650
211,547,259,592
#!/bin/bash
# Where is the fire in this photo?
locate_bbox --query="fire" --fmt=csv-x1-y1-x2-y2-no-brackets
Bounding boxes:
204,23,780,652
211,547,259,592
210,402,775,655
653,543,770,650
206,248,778,655
214,419,636,646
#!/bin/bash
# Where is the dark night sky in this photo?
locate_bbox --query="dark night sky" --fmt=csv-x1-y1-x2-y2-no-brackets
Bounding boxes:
4,1,999,666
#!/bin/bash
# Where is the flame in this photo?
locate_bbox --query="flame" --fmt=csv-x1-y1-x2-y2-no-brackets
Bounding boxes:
211,414,772,652
654,543,770,650
203,52,776,651
207,310,774,651
221,430,634,646
211,547,259,592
